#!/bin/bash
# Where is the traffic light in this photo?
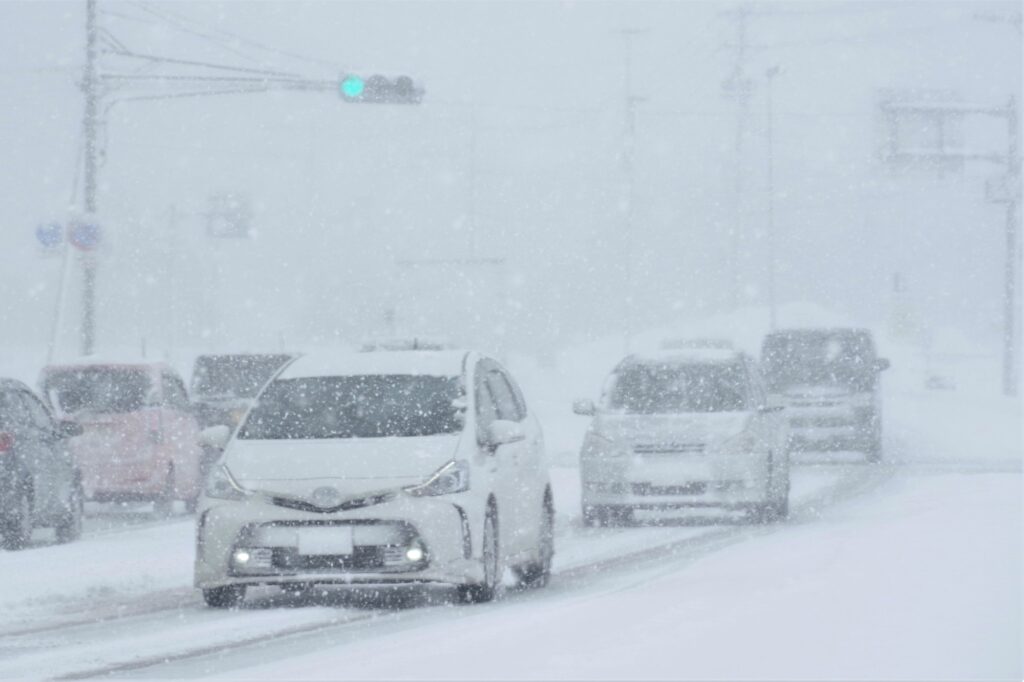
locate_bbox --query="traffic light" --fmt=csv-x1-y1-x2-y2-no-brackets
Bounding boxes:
339,74,424,105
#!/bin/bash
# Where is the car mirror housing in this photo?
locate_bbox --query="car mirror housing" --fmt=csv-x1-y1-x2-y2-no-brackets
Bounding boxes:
199,424,232,451
572,398,597,416
486,420,526,448
876,358,891,372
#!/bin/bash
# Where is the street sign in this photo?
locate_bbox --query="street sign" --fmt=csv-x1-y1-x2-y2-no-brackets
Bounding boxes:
35,222,63,249
986,175,1022,204
68,221,101,250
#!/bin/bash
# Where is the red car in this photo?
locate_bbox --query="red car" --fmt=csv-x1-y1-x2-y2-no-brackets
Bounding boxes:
39,362,204,513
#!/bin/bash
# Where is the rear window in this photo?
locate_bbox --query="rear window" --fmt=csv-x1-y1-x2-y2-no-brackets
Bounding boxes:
607,363,748,413
761,330,876,392
43,368,152,416
191,354,291,399
238,375,462,440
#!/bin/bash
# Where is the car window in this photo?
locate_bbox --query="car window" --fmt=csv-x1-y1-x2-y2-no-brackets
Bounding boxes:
486,371,522,422
20,391,54,432
239,375,462,440
162,374,190,410
474,369,499,442
0,389,29,431
608,362,749,413
501,369,529,419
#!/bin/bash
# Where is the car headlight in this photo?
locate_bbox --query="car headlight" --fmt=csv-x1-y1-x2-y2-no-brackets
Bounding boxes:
205,464,250,501
404,460,470,497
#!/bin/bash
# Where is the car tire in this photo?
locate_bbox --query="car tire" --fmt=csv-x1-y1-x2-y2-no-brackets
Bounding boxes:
0,487,32,551
202,584,246,609
516,496,554,589
458,509,500,604
153,465,175,517
55,482,84,544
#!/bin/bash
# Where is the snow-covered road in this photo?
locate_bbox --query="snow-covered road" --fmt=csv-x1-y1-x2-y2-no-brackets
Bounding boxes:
0,351,1019,680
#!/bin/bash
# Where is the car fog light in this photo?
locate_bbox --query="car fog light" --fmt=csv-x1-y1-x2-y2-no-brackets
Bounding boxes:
405,546,424,562
233,549,251,564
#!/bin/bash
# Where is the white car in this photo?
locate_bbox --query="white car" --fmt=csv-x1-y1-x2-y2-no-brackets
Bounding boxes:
194,349,554,608
574,348,790,526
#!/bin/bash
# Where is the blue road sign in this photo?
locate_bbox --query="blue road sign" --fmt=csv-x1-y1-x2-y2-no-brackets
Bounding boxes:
35,222,63,249
68,221,101,251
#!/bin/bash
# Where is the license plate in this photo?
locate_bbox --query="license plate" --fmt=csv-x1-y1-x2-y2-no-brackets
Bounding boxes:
297,527,354,556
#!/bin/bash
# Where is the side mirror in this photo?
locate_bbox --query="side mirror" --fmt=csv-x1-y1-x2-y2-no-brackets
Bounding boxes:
198,424,232,451
572,398,597,416
876,358,891,372
485,420,526,448
57,420,84,439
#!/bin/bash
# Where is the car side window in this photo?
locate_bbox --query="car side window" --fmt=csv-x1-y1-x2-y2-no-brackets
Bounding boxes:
500,369,529,419
20,391,54,432
162,374,190,410
486,371,521,422
474,366,499,443
0,390,24,431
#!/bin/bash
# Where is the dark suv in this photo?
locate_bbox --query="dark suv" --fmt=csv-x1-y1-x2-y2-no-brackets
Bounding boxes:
761,328,890,461
0,379,84,549
190,354,292,431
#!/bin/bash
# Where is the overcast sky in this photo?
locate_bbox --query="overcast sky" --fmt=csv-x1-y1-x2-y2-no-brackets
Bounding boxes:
0,0,1020,362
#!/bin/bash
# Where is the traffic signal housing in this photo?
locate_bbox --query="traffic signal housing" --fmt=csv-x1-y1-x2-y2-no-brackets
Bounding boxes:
339,74,424,104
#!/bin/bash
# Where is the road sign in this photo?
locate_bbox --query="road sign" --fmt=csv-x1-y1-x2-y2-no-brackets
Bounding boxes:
35,222,63,249
986,175,1022,204
68,221,101,250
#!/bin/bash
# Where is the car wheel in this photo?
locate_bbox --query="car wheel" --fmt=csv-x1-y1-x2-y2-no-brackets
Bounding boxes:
516,496,554,589
55,482,84,544
202,584,246,609
153,465,175,517
1,488,32,551
458,509,500,604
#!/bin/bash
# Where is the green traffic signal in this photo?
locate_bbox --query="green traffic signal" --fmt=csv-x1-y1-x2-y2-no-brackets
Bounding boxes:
341,76,365,98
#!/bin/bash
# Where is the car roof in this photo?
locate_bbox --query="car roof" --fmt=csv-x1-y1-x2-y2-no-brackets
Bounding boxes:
0,377,31,392
41,361,175,374
278,350,471,380
619,348,745,367
765,327,873,339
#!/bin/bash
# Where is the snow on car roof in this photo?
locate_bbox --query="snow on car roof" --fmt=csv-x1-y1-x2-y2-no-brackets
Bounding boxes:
279,350,470,380
623,348,744,367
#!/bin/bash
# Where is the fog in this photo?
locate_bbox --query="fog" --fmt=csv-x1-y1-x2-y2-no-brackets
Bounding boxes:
0,0,1018,362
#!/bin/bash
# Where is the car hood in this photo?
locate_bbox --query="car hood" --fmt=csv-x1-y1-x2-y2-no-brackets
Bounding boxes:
594,412,750,447
223,434,461,497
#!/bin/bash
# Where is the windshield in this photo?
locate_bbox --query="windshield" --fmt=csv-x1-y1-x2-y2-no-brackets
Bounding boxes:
238,374,462,440
607,363,748,414
43,368,152,416
762,331,876,392
191,354,291,399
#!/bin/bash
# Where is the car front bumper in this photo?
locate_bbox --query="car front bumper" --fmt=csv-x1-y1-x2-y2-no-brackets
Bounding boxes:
194,492,481,590
580,452,773,510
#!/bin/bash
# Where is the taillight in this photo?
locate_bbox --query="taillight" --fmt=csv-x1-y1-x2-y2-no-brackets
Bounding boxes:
0,431,14,453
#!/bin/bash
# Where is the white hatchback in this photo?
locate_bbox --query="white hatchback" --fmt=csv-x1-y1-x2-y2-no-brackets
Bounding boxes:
194,350,553,607
574,348,790,525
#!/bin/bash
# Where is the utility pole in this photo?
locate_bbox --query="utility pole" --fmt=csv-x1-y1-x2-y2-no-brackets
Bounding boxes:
620,28,646,353
764,65,781,331
721,4,754,310
1003,96,1019,396
80,0,99,356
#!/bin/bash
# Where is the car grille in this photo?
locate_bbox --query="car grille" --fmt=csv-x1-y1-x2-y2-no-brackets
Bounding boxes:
790,416,853,428
633,442,705,455
270,545,407,571
631,482,707,496
270,490,396,514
